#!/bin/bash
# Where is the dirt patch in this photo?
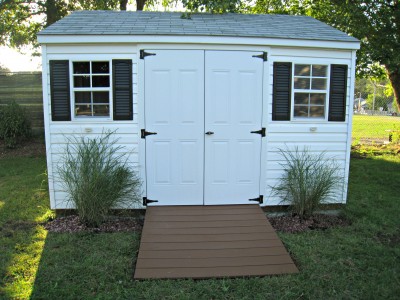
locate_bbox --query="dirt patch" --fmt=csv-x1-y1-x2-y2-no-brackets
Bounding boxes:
44,215,143,233
375,231,400,247
269,214,351,233
0,139,46,159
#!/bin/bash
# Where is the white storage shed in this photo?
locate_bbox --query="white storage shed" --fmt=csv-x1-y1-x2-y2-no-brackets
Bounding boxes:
38,11,360,209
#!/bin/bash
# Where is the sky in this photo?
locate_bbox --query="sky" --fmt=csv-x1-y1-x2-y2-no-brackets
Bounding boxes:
0,46,42,72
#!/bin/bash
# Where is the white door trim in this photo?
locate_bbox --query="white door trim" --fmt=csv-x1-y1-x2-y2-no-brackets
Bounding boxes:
141,48,268,206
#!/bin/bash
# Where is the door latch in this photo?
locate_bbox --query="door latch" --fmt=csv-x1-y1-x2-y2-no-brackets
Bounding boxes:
205,131,214,135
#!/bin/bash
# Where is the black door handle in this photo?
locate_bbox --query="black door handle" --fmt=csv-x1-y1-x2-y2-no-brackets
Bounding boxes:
205,131,214,135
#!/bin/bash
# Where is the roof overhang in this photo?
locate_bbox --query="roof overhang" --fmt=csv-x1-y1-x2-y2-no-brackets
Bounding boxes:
37,34,360,50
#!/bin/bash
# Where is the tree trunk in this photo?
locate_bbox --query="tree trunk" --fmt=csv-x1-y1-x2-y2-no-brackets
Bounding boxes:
46,0,58,27
120,0,128,10
386,66,400,111
136,0,146,11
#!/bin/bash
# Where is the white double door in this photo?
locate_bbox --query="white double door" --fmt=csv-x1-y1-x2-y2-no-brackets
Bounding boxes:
144,50,264,205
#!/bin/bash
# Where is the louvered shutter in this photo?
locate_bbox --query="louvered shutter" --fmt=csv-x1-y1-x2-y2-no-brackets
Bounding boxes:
50,60,71,121
113,60,133,120
273,62,292,121
328,64,348,121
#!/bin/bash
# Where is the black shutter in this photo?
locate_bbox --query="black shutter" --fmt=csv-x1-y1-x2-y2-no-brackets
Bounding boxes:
273,62,292,121
328,64,348,121
50,60,71,121
113,60,133,120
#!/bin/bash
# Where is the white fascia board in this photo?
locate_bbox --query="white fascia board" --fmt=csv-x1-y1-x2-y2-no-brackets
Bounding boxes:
37,34,360,50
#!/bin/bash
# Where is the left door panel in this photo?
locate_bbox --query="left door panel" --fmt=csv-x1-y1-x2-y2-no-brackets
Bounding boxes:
144,50,205,205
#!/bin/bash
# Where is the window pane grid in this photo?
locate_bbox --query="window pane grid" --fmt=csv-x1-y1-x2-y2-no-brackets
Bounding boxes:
293,64,328,119
72,61,110,118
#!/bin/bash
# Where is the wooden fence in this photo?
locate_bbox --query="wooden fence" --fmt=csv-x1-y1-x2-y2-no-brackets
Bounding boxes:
0,72,44,134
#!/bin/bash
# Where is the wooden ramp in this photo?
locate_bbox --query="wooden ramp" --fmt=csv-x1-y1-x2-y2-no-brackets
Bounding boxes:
134,205,298,279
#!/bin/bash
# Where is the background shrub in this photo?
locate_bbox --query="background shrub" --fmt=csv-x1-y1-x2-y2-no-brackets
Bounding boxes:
0,101,31,148
271,147,343,218
58,131,141,226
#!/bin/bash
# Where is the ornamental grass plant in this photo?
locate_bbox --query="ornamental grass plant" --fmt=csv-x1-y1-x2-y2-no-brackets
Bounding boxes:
58,131,141,226
0,101,31,148
271,147,343,218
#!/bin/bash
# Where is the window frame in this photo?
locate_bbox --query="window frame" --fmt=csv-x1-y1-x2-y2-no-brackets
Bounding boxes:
69,60,113,121
290,63,331,121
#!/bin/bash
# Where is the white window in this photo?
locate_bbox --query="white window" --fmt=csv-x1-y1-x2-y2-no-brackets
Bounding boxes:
72,61,111,118
293,64,328,119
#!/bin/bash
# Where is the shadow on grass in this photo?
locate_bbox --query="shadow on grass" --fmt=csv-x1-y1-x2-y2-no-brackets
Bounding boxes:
0,157,51,299
30,232,141,299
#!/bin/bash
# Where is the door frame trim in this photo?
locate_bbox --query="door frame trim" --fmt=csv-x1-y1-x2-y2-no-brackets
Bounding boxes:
138,46,270,207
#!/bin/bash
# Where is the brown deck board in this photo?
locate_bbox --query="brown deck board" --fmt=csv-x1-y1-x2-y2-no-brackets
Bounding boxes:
136,255,294,269
142,225,274,235
144,219,270,229
139,239,284,251
138,247,289,259
145,213,266,222
135,264,299,279
141,232,279,243
134,205,298,279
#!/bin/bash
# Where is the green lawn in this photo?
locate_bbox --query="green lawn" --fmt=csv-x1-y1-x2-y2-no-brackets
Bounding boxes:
352,114,400,141
1,152,399,299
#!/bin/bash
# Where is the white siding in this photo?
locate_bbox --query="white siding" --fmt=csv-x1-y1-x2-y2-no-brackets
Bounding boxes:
263,47,354,205
44,45,140,209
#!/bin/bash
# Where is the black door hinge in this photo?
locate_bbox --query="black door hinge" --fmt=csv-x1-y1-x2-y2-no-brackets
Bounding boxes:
252,52,268,61
140,50,156,59
141,129,157,139
143,197,158,206
249,195,263,204
251,128,266,137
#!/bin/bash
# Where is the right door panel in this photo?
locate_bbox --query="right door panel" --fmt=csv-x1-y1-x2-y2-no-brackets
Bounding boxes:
204,51,264,205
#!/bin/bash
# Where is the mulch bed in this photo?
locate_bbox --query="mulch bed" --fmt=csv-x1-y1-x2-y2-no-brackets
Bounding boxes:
269,214,351,233
44,213,349,234
44,215,143,233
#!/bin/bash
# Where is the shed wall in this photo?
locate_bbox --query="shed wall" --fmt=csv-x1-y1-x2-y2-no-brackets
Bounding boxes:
264,47,354,205
44,45,139,208
43,43,354,209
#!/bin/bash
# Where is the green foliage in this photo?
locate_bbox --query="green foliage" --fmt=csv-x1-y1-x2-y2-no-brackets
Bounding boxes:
181,0,242,13
0,63,10,73
0,101,31,148
58,131,141,227
351,144,400,158
251,0,302,14
392,98,399,113
365,94,391,111
271,147,342,218
389,123,400,144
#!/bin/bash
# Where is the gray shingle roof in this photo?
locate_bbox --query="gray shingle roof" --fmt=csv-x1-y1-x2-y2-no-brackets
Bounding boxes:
38,10,358,42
